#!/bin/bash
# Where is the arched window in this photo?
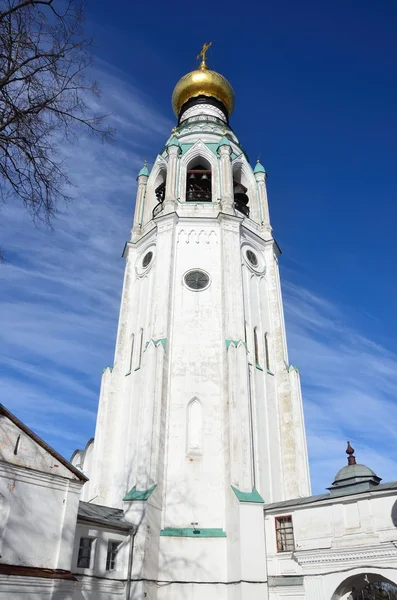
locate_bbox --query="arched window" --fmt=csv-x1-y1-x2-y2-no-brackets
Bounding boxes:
186,157,212,202
153,169,167,218
138,328,143,368
233,164,250,217
254,327,260,366
187,398,203,454
127,334,134,374
264,332,270,371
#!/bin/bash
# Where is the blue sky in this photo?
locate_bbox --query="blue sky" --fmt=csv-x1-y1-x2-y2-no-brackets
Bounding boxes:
1,0,397,495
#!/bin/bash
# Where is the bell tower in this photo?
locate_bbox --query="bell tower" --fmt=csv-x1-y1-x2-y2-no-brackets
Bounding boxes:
74,44,311,600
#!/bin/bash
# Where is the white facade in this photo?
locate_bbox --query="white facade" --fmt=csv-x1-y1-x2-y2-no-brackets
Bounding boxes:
264,482,397,599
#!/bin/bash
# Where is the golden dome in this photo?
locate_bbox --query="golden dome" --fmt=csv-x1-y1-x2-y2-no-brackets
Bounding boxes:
172,54,235,118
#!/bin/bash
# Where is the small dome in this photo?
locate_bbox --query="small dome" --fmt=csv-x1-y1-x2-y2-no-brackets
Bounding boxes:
172,61,235,118
333,463,378,483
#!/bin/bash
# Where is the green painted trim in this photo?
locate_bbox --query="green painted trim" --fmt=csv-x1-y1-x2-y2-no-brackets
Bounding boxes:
205,142,219,156
102,366,113,373
287,364,299,373
231,485,264,503
248,361,253,366
134,366,141,372
138,165,150,177
123,484,157,501
225,339,247,350
255,364,264,371
125,371,131,377
254,161,266,175
145,338,167,350
160,527,226,538
267,369,274,376
180,143,193,156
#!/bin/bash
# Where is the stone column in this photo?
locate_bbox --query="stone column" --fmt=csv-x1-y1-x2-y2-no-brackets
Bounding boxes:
164,138,181,212
218,141,234,213
254,161,272,234
131,169,149,241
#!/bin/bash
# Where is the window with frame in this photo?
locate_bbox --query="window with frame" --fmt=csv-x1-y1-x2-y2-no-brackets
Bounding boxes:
77,537,94,568
275,516,294,552
106,540,121,571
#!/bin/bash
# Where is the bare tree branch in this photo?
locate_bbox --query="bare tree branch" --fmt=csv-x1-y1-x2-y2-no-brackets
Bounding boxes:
0,0,113,248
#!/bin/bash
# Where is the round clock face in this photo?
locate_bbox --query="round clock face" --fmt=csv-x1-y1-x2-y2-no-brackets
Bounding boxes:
184,269,210,291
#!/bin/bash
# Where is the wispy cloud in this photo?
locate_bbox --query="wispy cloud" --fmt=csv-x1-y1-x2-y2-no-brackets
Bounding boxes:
0,61,173,457
282,279,397,493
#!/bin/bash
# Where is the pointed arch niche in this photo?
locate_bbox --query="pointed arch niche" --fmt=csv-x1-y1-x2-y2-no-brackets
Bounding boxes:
186,397,203,455
186,156,212,203
233,161,259,222
152,166,167,219
179,141,218,203
141,160,167,225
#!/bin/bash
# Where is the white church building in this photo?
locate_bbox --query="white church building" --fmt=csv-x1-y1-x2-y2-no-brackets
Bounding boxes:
1,46,397,600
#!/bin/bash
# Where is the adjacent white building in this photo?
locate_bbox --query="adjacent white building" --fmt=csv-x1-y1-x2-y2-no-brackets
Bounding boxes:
2,47,397,599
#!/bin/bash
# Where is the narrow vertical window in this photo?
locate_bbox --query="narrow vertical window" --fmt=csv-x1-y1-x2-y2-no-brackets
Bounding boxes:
264,332,270,371
275,516,294,552
187,398,202,454
106,541,121,571
127,334,134,374
244,321,247,344
77,537,94,568
138,328,143,368
254,327,260,366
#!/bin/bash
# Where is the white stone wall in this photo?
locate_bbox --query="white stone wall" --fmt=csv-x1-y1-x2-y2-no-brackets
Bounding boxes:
264,488,397,599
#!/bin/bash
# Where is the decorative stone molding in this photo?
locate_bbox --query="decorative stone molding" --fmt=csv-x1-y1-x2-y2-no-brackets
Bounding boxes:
177,228,218,245
295,543,397,566
180,104,227,122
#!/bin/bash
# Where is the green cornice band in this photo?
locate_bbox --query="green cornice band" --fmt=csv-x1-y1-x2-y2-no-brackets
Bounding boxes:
231,485,264,503
160,527,226,538
123,484,157,501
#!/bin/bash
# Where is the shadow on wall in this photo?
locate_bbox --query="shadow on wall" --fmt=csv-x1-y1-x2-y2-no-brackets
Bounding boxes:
391,499,397,528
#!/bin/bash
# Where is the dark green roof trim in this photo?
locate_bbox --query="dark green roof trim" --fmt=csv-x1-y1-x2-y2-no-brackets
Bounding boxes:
256,364,264,371
267,369,274,376
102,365,113,373
123,484,157,502
160,527,226,538
231,485,264,503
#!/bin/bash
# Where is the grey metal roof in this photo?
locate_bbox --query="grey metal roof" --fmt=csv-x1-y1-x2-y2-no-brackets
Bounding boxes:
0,404,87,482
78,501,135,531
263,480,397,511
